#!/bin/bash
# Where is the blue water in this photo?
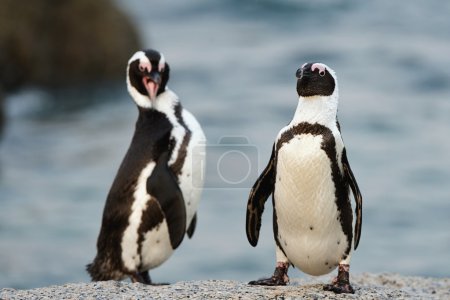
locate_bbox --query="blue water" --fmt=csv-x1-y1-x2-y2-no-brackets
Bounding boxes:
1,0,450,289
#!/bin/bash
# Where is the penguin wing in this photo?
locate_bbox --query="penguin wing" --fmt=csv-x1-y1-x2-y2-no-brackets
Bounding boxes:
147,151,187,249
342,148,363,250
246,144,276,247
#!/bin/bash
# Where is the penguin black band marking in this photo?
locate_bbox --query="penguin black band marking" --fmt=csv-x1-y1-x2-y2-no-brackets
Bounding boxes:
276,122,353,258
136,198,166,269
170,103,192,178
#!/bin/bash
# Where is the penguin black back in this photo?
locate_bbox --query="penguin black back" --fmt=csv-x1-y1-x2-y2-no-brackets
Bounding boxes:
88,108,174,281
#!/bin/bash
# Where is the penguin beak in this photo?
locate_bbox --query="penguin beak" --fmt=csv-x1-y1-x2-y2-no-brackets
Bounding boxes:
142,72,161,101
296,67,311,79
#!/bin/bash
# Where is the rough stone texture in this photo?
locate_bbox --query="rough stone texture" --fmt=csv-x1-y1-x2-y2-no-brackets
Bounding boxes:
0,0,141,92
1,273,449,300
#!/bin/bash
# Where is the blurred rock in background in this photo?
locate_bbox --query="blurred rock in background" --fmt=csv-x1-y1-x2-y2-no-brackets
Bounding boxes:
0,0,142,136
0,0,142,91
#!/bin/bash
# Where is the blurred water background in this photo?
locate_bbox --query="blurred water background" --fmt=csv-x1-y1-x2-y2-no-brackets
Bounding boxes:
1,0,450,289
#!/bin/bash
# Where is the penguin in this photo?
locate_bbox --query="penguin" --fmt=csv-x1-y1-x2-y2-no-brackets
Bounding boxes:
245,62,362,294
87,49,206,284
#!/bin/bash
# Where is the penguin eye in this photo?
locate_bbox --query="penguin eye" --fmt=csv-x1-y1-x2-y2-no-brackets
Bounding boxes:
319,70,326,77
139,65,145,72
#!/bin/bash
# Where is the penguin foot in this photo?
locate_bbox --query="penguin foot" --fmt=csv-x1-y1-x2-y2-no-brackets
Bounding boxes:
323,263,354,294
249,262,289,286
323,282,354,294
130,271,167,285
130,272,148,284
140,271,152,284
248,276,287,286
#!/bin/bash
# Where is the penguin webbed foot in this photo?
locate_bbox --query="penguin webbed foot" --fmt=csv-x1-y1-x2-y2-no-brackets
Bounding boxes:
323,282,354,294
130,271,169,285
323,263,355,294
249,276,288,286
249,262,289,286
130,272,150,284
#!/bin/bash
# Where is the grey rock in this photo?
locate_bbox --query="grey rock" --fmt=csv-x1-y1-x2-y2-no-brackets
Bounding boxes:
0,0,142,92
1,273,449,300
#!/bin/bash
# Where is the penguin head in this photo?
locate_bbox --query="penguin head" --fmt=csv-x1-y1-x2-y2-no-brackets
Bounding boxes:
295,63,337,98
126,49,170,108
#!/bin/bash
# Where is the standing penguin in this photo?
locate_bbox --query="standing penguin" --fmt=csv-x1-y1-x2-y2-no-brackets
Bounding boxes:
87,49,206,284
246,63,362,293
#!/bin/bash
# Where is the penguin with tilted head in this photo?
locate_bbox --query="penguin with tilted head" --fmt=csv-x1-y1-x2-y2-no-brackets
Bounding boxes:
246,62,362,293
87,49,206,284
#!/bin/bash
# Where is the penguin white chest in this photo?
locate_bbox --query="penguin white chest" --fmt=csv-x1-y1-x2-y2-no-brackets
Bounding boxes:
175,109,206,228
274,133,348,276
121,162,174,273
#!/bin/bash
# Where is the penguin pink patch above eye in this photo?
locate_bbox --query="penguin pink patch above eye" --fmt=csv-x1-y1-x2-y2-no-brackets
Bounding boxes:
139,61,152,73
158,54,166,72
311,63,327,75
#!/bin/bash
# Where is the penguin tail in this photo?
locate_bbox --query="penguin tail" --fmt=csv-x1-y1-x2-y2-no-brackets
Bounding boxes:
86,262,97,280
86,257,124,281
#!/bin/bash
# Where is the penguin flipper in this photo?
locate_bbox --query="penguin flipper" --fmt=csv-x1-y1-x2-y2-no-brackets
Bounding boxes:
246,144,276,247
147,151,187,249
186,213,197,239
342,149,362,250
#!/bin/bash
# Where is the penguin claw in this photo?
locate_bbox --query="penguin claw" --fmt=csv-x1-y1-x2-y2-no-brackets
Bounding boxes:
131,271,165,285
323,263,354,293
249,263,289,286
130,276,169,286
249,276,287,286
323,283,355,294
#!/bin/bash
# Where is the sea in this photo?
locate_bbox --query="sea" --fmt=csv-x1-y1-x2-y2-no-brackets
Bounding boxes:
1,0,449,289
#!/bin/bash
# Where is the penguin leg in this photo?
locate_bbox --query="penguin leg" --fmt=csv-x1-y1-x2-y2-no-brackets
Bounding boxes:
323,263,354,294
130,272,146,284
140,271,152,284
130,271,169,285
249,246,290,286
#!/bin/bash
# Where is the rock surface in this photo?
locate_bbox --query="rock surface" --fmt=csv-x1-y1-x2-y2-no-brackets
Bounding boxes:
0,0,141,92
1,273,449,300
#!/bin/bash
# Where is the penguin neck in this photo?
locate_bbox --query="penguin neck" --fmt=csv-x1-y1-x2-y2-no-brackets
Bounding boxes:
152,88,180,115
291,93,338,128
134,87,179,112
136,88,182,128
